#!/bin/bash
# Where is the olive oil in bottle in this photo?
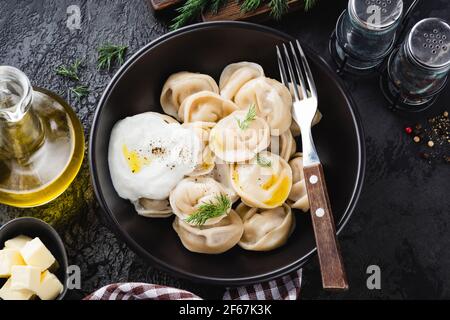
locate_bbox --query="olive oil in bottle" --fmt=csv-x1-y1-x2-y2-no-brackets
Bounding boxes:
0,66,85,207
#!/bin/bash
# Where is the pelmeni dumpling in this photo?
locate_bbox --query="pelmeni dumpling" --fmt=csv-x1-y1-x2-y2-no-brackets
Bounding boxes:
269,130,296,162
169,177,231,226
287,153,310,212
210,163,239,203
132,198,172,218
160,72,219,119
209,109,270,163
178,91,239,123
219,62,265,101
236,203,295,251
172,210,243,254
182,122,216,176
230,151,293,209
234,77,292,136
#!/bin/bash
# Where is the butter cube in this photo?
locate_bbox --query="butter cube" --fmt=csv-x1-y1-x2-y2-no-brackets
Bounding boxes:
10,265,41,293
20,237,55,271
0,278,34,300
4,235,32,250
36,271,63,300
0,249,25,278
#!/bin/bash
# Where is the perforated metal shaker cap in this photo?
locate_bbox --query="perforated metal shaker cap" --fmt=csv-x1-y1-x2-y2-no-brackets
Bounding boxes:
349,0,403,30
407,18,450,70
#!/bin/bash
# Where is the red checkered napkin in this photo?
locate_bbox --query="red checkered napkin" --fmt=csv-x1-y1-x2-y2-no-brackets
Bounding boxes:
84,269,302,300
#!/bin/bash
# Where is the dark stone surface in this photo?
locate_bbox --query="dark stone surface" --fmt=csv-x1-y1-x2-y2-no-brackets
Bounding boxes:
0,0,449,300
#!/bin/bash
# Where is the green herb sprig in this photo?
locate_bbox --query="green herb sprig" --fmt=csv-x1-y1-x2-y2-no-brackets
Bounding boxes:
70,85,89,101
268,0,288,19
56,59,83,81
185,194,231,226
256,153,272,167
171,0,319,30
237,104,257,130
97,44,128,70
241,0,262,12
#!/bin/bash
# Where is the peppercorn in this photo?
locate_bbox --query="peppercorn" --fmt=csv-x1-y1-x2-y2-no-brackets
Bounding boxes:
428,140,434,147
405,126,413,134
444,111,448,117
413,136,420,143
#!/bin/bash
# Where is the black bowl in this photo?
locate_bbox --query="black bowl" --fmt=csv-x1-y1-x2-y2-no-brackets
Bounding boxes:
89,21,365,285
0,217,68,299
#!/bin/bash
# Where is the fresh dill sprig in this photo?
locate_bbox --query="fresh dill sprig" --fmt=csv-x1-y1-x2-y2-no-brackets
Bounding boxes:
171,0,320,30
70,85,89,101
240,0,262,12
268,0,289,19
210,0,228,14
185,194,231,226
237,104,257,130
56,59,83,81
256,153,272,167
97,44,128,70
170,0,210,30
304,0,318,11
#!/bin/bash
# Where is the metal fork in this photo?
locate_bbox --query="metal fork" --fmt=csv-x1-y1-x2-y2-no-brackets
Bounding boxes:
277,40,348,290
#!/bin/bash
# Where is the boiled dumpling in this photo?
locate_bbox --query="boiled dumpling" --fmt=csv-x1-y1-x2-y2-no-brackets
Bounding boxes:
169,177,232,226
287,153,310,212
219,62,265,101
236,203,295,251
172,210,243,254
209,109,270,163
132,198,172,218
210,163,239,203
269,130,296,162
182,122,216,176
178,91,238,123
230,151,292,209
160,72,219,119
234,77,292,136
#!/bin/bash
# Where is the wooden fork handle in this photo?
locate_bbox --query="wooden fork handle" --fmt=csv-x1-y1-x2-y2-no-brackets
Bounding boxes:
303,163,348,291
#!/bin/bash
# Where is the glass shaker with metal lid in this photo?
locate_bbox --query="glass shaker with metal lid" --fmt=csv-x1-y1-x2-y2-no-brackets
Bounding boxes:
332,0,404,72
0,66,85,207
384,18,450,110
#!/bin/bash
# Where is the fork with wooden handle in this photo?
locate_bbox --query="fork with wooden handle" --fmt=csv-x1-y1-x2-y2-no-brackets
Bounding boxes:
276,40,348,290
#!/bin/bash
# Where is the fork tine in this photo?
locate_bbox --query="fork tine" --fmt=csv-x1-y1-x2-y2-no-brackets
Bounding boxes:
289,41,308,99
276,46,289,88
296,40,317,99
282,44,301,101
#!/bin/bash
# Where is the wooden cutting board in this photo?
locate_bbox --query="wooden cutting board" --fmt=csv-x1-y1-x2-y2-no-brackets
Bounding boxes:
149,0,304,22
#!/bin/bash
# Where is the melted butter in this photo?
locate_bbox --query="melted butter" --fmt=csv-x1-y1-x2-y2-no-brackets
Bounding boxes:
232,166,239,183
122,145,150,173
261,174,277,190
263,176,291,207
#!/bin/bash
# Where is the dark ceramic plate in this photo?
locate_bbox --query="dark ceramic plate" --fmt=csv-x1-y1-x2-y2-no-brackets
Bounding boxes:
0,217,68,299
89,21,365,285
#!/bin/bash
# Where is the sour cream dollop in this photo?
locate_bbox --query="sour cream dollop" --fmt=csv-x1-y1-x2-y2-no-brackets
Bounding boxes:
108,112,200,201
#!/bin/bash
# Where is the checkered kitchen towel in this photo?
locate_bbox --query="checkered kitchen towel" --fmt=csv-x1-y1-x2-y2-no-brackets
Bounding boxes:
84,269,302,300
